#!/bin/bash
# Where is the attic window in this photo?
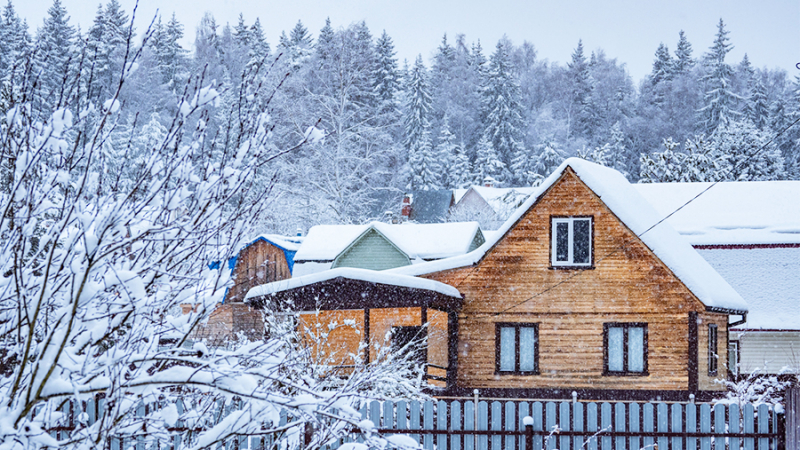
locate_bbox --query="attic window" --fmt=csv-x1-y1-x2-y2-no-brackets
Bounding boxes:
551,217,593,267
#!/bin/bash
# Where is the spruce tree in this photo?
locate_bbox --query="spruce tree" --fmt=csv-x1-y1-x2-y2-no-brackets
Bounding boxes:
650,43,673,86
699,19,740,134
435,117,458,188
473,134,505,184
0,0,29,81
33,0,76,114
713,119,784,181
404,55,436,190
744,74,769,130
482,39,525,175
567,39,593,139
673,30,694,75
373,30,399,110
450,139,473,189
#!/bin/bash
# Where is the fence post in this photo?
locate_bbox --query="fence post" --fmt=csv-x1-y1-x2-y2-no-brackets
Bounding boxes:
523,417,533,450
304,422,314,449
787,388,800,450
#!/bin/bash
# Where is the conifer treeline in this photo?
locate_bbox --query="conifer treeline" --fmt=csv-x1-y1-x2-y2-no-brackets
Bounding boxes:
2,1,799,231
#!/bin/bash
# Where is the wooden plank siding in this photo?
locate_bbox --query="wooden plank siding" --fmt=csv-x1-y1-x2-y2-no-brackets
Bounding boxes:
697,312,728,391
227,240,292,303
424,168,724,393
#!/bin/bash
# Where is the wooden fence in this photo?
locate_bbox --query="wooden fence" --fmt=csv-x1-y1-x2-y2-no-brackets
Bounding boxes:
353,399,783,450
45,396,788,450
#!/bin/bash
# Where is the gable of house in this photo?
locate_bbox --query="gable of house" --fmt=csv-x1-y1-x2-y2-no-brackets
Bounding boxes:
225,235,300,302
389,159,746,398
332,227,412,270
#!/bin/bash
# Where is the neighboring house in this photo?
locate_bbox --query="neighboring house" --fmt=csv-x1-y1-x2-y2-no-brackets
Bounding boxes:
225,234,302,303
636,181,800,377
400,190,455,223
292,222,485,277
450,185,537,230
247,159,747,401
191,234,302,345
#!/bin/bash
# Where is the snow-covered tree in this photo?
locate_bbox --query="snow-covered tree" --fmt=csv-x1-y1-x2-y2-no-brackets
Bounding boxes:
482,38,525,174
713,119,785,181
650,43,673,86
86,0,129,103
672,30,694,75
373,30,399,110
32,0,76,115
435,116,458,188
567,39,593,139
744,74,770,130
699,19,740,134
404,55,437,189
0,20,425,450
473,134,505,184
532,141,565,178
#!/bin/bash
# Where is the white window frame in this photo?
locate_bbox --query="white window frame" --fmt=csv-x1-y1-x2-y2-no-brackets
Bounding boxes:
551,216,593,267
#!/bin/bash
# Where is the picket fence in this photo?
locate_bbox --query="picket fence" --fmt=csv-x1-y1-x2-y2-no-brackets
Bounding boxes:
48,397,784,450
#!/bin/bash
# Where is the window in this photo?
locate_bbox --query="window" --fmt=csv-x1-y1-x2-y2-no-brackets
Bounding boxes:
708,324,718,375
728,340,739,378
551,217,593,267
604,323,648,375
392,326,425,363
495,323,539,374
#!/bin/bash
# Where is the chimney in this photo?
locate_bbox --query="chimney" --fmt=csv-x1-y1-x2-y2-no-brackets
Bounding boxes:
296,227,303,237
401,194,413,221
483,176,496,188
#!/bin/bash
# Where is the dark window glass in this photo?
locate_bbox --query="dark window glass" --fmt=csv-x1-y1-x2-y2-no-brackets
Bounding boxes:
392,326,424,363
573,219,591,263
556,222,569,261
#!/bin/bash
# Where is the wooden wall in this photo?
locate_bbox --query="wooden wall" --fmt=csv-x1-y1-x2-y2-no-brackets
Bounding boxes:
368,307,422,361
298,309,364,367
426,169,719,392
698,312,728,390
227,240,292,302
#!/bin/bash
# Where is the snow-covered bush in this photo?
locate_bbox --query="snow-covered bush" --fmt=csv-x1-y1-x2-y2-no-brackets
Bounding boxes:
0,14,424,450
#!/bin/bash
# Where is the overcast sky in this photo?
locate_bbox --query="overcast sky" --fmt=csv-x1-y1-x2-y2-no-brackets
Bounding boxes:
17,0,800,82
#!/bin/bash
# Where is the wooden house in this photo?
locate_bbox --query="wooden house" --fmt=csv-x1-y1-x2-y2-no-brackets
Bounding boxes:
450,185,537,230
191,234,301,344
247,159,748,401
637,181,800,378
292,222,485,277
224,234,302,303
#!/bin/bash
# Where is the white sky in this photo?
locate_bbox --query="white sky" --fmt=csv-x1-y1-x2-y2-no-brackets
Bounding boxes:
17,0,800,82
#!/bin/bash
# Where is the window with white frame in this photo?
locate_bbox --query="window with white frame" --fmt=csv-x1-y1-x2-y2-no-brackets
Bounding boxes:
604,323,648,375
551,217,592,267
496,323,539,374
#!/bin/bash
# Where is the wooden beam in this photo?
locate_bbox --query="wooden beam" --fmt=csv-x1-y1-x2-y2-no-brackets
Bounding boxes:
688,311,698,392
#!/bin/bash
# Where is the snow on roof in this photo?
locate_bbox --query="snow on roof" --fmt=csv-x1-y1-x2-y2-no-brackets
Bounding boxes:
293,222,482,262
698,247,800,330
389,158,748,313
247,234,303,252
454,186,538,211
244,267,462,300
634,181,800,245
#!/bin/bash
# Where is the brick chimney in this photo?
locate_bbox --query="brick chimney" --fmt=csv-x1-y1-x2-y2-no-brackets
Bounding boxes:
401,194,413,221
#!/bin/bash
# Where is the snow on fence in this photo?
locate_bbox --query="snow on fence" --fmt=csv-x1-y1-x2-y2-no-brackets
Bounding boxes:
46,397,784,450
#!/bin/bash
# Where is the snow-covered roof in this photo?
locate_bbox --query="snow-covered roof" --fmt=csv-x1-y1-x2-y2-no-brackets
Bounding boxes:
698,247,800,330
634,181,800,245
453,186,538,210
389,158,748,313
293,222,482,262
246,234,303,252
245,267,462,300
